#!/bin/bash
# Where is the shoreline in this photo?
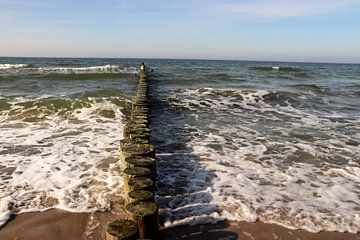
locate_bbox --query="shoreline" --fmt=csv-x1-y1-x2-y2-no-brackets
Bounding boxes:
0,209,359,240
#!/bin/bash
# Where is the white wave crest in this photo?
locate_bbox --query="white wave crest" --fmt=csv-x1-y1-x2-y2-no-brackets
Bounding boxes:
0,64,29,70
0,64,139,74
38,65,138,74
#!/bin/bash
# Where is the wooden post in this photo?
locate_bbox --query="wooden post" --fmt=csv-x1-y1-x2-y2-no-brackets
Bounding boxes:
124,156,156,181
124,167,151,180
123,167,152,202
125,201,158,239
108,63,158,239
120,138,150,151
106,219,139,240
126,177,154,192
123,127,151,139
128,190,154,203
120,144,155,166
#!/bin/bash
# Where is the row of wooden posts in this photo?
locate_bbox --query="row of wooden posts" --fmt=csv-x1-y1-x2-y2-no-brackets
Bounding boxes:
106,65,159,240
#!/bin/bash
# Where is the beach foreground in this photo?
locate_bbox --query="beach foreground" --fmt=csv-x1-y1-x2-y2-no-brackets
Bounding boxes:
0,209,359,240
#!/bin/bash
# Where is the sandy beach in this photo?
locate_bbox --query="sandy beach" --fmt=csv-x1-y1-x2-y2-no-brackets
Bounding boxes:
0,209,359,240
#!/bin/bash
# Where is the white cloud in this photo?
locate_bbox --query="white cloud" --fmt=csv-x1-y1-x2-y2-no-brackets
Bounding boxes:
215,0,357,18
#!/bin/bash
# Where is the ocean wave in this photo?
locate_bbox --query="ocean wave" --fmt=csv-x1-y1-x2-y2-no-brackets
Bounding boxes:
291,84,326,94
154,86,360,233
0,64,29,69
251,66,302,72
0,97,127,227
0,64,139,74
38,65,137,73
36,72,138,80
1,95,131,122
169,87,305,110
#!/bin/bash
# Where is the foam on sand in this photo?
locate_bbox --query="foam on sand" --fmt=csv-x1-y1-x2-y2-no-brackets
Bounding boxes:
156,87,360,233
0,96,127,227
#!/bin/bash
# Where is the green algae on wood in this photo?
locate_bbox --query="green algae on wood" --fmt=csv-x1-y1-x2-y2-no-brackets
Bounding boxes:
128,177,154,192
128,190,154,203
120,144,155,165
121,144,155,158
127,118,149,125
120,138,150,150
124,126,151,134
124,167,151,179
124,129,151,140
125,156,155,168
106,219,139,240
125,201,158,239
125,156,156,180
123,167,152,202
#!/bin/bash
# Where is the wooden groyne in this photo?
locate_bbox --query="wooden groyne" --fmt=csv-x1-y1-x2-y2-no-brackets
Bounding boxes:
106,64,159,240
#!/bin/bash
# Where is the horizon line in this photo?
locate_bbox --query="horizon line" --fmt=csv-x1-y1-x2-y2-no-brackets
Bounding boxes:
0,55,359,65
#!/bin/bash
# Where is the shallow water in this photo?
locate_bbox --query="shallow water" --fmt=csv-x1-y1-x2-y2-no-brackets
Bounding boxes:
0,57,138,226
0,57,359,232
148,60,360,233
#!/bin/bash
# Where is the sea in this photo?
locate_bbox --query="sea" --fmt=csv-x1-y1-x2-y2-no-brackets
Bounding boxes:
0,57,359,233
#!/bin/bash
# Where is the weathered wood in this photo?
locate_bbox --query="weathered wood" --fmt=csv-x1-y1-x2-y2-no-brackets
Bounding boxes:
121,144,155,160
120,138,150,150
125,156,155,168
111,63,158,240
124,167,151,180
128,190,154,203
132,106,149,111
106,219,139,240
125,201,158,239
125,156,156,180
127,119,149,126
123,167,152,202
125,122,150,129
133,96,148,101
124,126,150,134
125,123,148,130
132,104,149,110
124,128,151,139
131,112,148,118
131,115,148,121
127,177,154,192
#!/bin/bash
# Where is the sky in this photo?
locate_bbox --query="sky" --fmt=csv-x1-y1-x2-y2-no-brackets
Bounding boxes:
0,0,360,63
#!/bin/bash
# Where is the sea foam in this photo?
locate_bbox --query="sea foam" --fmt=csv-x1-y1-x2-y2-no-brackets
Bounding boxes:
0,96,126,227
0,64,29,69
154,87,360,233
38,65,138,73
0,64,138,74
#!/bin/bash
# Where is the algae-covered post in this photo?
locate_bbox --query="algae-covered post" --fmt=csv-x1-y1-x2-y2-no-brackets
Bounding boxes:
106,219,139,240
105,63,159,239
125,201,158,239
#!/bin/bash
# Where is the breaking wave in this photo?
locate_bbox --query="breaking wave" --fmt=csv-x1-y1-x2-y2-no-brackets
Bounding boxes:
251,66,302,72
0,64,29,69
0,64,139,74
0,95,131,227
154,87,360,233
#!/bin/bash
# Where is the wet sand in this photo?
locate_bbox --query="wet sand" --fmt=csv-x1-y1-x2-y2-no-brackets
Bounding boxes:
0,209,359,240
0,209,123,240
163,220,360,240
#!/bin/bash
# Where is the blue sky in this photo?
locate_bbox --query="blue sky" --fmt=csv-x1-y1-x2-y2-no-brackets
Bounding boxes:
0,0,360,63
